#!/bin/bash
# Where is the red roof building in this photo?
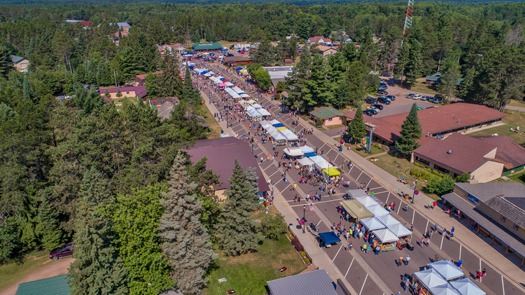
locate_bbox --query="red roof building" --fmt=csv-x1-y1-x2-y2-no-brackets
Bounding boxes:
308,36,332,44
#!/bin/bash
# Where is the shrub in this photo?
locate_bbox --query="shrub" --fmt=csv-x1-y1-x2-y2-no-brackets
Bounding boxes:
426,175,455,196
261,213,287,240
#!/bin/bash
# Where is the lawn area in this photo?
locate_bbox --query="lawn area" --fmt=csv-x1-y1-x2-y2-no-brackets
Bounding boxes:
407,78,438,95
203,106,222,139
468,110,525,145
509,171,525,184
508,99,525,108
349,143,384,157
204,235,306,295
0,251,49,292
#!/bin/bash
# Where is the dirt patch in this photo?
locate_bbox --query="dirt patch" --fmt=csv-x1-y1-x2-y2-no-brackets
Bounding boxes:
1,257,74,295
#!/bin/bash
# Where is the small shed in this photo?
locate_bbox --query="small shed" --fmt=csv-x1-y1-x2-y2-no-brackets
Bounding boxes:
16,275,70,295
310,107,344,127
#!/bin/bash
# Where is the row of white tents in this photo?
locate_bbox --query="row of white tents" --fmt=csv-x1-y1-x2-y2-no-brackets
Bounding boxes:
239,100,271,118
414,260,485,295
345,189,412,244
260,119,299,144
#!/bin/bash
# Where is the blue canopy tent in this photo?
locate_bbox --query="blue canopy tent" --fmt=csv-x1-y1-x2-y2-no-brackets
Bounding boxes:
236,67,243,71
188,65,195,70
319,232,341,247
272,123,285,128
304,152,317,158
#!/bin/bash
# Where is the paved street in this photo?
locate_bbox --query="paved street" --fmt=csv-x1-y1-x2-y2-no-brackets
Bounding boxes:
194,59,525,295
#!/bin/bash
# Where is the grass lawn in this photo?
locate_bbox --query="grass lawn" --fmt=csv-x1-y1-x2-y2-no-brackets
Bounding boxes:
468,110,525,145
203,106,222,139
0,251,49,292
508,99,525,108
509,172,525,184
403,78,438,95
349,144,384,157
204,235,306,295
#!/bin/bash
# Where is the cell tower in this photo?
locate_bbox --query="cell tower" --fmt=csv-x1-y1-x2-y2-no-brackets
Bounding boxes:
401,0,414,47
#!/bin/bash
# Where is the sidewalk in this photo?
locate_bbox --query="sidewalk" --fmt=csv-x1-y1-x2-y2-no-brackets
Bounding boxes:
297,115,525,290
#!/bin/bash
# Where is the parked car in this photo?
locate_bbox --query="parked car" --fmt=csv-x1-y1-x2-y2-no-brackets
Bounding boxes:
376,90,388,96
364,108,378,116
420,95,428,101
406,93,415,99
412,94,422,100
49,243,74,260
371,103,384,110
378,85,388,91
386,95,396,101
365,97,377,104
432,94,445,104
378,96,391,105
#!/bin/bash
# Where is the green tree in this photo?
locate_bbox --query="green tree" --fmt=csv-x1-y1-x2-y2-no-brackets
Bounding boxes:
405,39,423,86
68,168,128,295
285,45,313,112
254,39,275,65
261,213,287,240
187,157,221,231
347,105,367,144
346,61,368,103
159,153,215,294
181,65,200,102
426,175,455,196
395,103,422,156
0,45,12,78
438,54,461,101
215,162,262,256
159,57,183,98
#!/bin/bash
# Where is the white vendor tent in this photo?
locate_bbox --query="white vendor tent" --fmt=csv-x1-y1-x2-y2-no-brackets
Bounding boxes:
297,157,315,167
260,120,272,130
284,147,303,157
415,269,449,290
267,127,286,142
310,156,332,169
225,82,234,87
355,195,380,207
251,103,263,109
225,88,241,99
430,284,460,295
376,214,399,227
204,72,212,77
257,108,271,117
281,129,299,141
246,106,262,118
449,278,486,295
388,223,412,238
366,203,389,217
360,217,386,231
429,260,465,281
347,189,370,200
372,228,399,243
301,146,315,154
269,119,281,125
232,86,246,94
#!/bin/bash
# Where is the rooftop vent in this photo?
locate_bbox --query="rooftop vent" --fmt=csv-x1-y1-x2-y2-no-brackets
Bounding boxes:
447,150,452,154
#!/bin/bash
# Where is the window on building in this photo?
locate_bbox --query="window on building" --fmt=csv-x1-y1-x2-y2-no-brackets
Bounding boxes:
500,215,507,222
467,193,479,205
513,224,519,231
328,118,332,122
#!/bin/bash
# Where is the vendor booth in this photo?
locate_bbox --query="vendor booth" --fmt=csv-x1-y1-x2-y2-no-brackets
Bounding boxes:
372,228,399,252
257,108,271,117
340,200,373,221
246,106,262,120
429,261,464,281
225,87,241,99
360,217,386,231
284,147,304,158
366,203,390,217
430,284,460,295
449,278,486,295
301,146,315,154
318,232,341,248
346,189,370,199
323,167,341,177
259,120,272,130
376,214,400,227
267,127,287,145
297,157,315,169
281,129,299,142
225,81,234,87
388,223,412,239
414,269,449,295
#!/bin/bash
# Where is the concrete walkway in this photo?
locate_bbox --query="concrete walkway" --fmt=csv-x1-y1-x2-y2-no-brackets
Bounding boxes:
296,115,525,289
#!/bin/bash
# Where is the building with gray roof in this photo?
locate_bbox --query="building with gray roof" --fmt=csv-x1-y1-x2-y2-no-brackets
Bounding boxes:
267,269,337,295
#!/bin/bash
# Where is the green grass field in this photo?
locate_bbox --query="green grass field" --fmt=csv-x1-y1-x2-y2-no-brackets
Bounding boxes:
204,235,306,295
203,105,222,139
509,172,525,184
0,251,49,292
468,110,525,145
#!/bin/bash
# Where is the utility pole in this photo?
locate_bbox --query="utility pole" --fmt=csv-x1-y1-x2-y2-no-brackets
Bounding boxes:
401,0,414,48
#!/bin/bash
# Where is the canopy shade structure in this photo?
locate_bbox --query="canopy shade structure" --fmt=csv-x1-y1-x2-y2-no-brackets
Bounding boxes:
429,260,465,281
251,103,263,109
366,203,389,217
284,147,304,157
323,167,341,177
258,108,271,116
204,72,212,77
377,214,400,227
219,83,225,87
449,278,486,295
247,99,257,105
430,284,461,295
267,127,286,141
281,129,299,141
236,67,243,71
276,126,287,132
360,217,386,231
207,71,215,75
225,82,234,87
415,269,449,290
310,156,331,169
388,223,412,238
246,107,262,118
301,146,315,154
260,120,272,130
304,152,317,158
346,189,369,200
355,195,380,207
319,232,341,245
232,86,246,94
372,228,399,243
225,87,241,99
273,123,285,128
240,93,250,98
297,157,315,167
340,200,373,220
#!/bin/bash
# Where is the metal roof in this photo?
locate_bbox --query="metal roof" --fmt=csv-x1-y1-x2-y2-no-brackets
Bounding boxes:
267,269,337,295
16,275,70,295
310,107,344,120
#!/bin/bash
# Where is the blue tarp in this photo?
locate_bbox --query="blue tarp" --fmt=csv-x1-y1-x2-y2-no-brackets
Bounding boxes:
304,152,317,158
236,67,243,71
319,232,341,245
272,123,285,127
188,65,195,69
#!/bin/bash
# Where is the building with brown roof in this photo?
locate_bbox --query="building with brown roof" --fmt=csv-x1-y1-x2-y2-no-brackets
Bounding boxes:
222,56,253,66
443,183,525,264
308,36,332,45
365,103,506,145
473,136,525,176
315,45,338,56
186,137,269,201
149,97,179,119
413,133,505,182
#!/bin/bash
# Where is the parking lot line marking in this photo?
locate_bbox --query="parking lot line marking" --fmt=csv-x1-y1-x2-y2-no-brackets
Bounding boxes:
459,244,462,260
397,202,403,214
479,258,482,283
366,178,372,188
501,275,505,295
282,183,291,192
359,274,369,295
332,245,344,262
316,220,323,228
356,171,363,181
425,220,429,233
345,258,355,278
385,193,390,204
411,210,415,224
440,232,445,249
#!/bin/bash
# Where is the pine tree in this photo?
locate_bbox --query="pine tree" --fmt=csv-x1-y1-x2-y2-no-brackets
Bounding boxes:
214,162,262,256
285,45,313,112
395,104,422,156
347,105,367,144
159,153,215,294
404,39,423,86
438,54,461,101
68,168,128,295
254,38,274,65
159,57,183,97
0,45,12,78
181,65,200,102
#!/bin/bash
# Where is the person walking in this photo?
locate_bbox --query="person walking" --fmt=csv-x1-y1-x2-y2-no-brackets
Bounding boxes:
404,255,411,265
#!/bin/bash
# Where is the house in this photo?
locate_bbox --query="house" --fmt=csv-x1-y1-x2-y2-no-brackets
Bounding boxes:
413,133,505,182
149,97,179,119
473,136,525,176
222,56,253,66
308,36,332,45
267,269,338,295
425,73,442,85
192,42,223,51
344,109,357,121
16,275,70,295
65,19,93,27
310,107,345,127
186,137,269,201
10,55,30,73
100,85,147,102
112,22,131,45
442,182,525,265
157,43,186,56
135,71,164,85
263,66,293,91
364,103,506,145
316,45,338,56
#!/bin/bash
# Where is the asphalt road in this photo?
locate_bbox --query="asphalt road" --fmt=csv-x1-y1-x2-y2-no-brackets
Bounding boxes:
195,60,524,295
